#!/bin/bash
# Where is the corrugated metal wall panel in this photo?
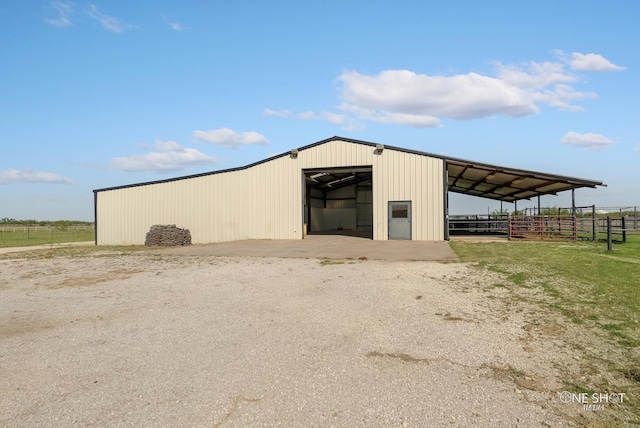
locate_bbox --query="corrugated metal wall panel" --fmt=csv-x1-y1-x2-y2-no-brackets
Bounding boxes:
356,187,373,230
310,197,324,208
322,209,356,230
96,139,444,244
310,207,324,230
326,186,355,199
326,199,356,209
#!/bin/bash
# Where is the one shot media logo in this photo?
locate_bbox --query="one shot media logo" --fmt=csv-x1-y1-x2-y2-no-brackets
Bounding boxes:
558,391,627,411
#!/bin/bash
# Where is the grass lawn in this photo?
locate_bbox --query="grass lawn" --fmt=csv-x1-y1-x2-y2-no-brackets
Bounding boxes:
0,229,94,248
451,234,640,423
452,235,640,335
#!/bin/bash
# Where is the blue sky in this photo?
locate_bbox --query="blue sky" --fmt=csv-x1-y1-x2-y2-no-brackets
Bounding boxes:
1,1,638,221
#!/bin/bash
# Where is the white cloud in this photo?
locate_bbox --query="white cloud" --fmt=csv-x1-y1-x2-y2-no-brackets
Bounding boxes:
45,1,73,27
341,103,440,128
46,2,135,33
495,60,576,89
339,69,538,127
193,128,269,149
86,5,129,33
161,14,186,31
634,144,640,152
320,111,346,125
531,84,597,111
0,168,74,184
297,111,320,120
263,109,292,117
110,140,222,173
569,52,626,72
266,51,623,129
561,132,614,151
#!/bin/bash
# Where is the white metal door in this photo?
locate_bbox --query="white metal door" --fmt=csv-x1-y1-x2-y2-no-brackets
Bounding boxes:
388,201,411,240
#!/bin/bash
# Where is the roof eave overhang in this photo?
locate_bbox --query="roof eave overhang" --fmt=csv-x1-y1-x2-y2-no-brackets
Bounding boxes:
444,158,603,202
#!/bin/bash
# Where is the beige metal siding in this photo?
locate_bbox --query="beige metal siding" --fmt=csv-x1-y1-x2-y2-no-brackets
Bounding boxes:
371,147,444,240
356,188,373,231
96,139,444,244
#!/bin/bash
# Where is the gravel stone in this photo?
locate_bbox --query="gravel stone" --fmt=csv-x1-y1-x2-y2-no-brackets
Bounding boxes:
0,253,590,426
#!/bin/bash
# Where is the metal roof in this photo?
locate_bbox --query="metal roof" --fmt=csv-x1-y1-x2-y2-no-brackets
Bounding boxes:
444,158,603,202
311,137,603,202
94,136,604,202
322,137,603,202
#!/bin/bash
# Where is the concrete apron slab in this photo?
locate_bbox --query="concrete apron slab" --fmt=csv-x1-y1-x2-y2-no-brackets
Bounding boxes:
158,235,458,261
0,241,94,255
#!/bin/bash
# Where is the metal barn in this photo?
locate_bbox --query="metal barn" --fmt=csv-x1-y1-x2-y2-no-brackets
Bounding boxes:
93,136,602,245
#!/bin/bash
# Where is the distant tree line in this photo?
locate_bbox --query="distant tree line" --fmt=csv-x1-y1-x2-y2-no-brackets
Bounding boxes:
492,206,638,218
0,218,93,226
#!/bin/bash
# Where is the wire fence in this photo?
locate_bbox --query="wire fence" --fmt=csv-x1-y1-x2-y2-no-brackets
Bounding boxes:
0,225,95,233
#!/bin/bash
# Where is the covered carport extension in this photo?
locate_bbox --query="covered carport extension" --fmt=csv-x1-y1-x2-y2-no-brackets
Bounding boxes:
442,155,604,238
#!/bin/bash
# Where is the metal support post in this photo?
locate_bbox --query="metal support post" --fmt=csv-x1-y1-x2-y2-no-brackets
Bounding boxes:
592,205,596,241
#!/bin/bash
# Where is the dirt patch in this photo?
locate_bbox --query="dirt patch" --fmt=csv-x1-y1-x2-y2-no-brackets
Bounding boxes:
440,312,477,322
48,268,143,288
523,321,565,337
0,316,59,339
484,363,549,393
366,351,432,364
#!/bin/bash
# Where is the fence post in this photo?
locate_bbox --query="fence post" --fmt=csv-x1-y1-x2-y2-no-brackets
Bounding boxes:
592,205,596,241
622,216,627,243
607,216,613,251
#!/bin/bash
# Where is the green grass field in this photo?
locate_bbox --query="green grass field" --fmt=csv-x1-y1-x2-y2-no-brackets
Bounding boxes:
0,228,94,247
451,234,640,423
451,235,640,334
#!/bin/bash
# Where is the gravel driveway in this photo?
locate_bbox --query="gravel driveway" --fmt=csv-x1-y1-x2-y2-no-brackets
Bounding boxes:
1,251,583,426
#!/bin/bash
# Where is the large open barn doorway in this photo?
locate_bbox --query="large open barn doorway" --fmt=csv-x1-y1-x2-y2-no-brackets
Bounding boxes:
303,167,373,239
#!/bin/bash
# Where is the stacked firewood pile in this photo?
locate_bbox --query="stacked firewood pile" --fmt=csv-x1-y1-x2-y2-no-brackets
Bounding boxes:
144,224,192,246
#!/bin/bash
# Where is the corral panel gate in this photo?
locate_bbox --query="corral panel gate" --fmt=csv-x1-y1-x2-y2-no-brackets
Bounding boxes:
509,215,577,241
